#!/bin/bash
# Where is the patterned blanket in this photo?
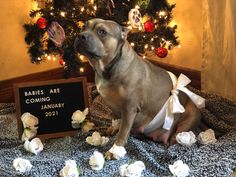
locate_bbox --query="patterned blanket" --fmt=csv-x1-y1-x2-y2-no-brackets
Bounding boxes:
0,86,236,177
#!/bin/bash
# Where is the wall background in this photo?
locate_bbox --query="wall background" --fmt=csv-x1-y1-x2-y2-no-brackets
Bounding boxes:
155,0,203,70
0,0,59,81
0,0,202,81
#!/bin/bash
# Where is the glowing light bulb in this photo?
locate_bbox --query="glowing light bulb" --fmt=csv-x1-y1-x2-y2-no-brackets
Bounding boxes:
151,38,154,42
143,55,146,59
93,5,97,11
80,67,85,73
47,55,51,60
166,41,171,46
144,44,148,49
151,46,155,50
60,11,66,17
131,42,135,47
178,45,181,48
159,10,166,18
81,7,85,12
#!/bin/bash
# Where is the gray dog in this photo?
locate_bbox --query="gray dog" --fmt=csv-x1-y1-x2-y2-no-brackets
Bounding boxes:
75,18,204,159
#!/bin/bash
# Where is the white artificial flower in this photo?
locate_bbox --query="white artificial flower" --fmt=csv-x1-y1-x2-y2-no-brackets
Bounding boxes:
176,131,196,146
86,131,109,146
197,129,217,144
59,160,79,177
71,108,89,128
21,112,39,129
169,160,190,177
119,161,146,177
13,158,32,173
21,127,38,141
108,144,127,160
89,151,105,171
24,138,44,155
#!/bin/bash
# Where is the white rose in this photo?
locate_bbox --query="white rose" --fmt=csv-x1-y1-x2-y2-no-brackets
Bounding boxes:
89,151,105,171
21,127,38,141
13,158,32,173
24,138,44,155
108,144,127,160
21,112,39,129
59,160,79,177
169,160,190,177
197,129,217,144
86,131,109,146
176,131,196,146
71,108,89,128
119,161,146,177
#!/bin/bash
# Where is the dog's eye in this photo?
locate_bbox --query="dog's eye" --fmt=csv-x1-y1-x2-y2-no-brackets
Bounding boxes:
97,29,107,37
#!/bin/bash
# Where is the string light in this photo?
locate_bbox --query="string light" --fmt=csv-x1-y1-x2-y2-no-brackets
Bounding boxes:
93,5,97,11
159,10,167,18
79,55,87,63
81,6,85,12
166,41,171,46
142,55,146,59
80,67,85,73
60,11,66,17
144,44,148,49
151,46,155,50
131,42,135,47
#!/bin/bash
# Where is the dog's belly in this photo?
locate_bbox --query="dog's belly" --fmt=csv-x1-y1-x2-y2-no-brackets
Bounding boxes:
131,117,172,144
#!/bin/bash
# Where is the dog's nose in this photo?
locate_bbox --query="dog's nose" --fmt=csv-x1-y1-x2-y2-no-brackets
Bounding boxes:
78,33,89,41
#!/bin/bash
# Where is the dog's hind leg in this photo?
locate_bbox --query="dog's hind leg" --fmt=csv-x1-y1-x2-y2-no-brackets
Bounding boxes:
170,99,201,145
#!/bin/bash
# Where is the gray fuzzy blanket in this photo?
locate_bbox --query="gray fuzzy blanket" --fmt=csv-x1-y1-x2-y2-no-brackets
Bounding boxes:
0,86,236,177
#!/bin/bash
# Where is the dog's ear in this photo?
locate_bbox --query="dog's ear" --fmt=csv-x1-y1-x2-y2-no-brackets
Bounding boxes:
121,27,130,39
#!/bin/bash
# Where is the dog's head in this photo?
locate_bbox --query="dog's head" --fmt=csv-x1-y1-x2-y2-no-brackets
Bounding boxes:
74,18,129,69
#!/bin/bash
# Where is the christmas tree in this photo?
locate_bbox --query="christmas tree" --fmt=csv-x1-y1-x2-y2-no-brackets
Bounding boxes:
24,0,179,75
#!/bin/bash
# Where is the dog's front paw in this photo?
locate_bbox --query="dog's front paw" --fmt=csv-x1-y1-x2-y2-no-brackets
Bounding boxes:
105,144,127,160
105,151,114,160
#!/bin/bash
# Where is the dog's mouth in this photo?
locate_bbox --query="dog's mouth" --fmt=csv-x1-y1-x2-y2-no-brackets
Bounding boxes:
87,51,102,59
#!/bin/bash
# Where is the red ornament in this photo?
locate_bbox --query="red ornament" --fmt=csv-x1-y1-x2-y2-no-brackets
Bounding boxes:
155,47,168,58
144,20,155,32
59,58,65,66
36,17,47,29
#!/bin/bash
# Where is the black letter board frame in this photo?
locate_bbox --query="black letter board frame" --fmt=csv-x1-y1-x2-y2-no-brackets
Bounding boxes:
14,77,88,140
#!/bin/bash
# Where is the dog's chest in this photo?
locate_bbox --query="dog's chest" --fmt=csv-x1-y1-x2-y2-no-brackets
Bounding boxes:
95,77,125,107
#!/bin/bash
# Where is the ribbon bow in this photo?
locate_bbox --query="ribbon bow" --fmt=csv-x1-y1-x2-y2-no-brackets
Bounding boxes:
163,73,205,130
144,72,205,134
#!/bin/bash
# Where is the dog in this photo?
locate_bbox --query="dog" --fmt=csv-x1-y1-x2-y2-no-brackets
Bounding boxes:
74,18,204,159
